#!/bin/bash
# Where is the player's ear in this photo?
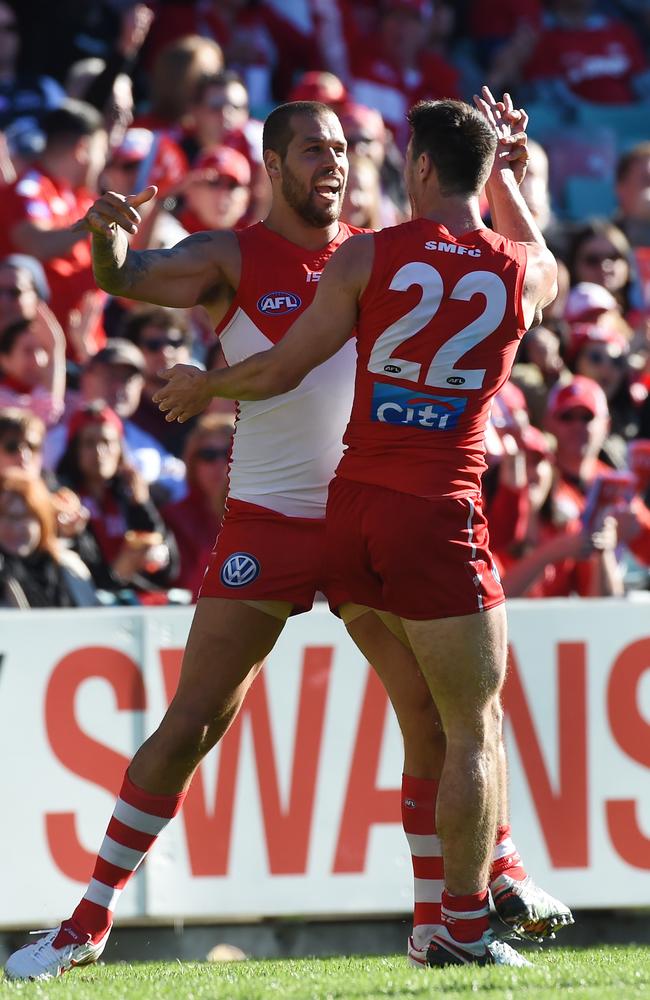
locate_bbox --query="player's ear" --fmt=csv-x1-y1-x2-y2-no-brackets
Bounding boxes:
417,150,433,182
264,148,281,180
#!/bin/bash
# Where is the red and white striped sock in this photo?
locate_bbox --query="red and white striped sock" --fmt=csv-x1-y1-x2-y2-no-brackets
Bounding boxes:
441,888,490,944
55,772,186,946
401,774,443,950
489,823,528,884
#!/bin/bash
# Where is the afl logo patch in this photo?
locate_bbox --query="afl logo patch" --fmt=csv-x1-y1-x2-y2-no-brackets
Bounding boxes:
257,291,302,315
220,552,261,587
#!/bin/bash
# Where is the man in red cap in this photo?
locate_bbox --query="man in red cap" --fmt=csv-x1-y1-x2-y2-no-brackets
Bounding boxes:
176,146,251,234
546,375,650,565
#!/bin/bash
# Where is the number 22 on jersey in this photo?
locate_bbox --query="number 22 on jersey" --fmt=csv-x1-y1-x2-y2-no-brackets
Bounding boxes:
368,261,507,391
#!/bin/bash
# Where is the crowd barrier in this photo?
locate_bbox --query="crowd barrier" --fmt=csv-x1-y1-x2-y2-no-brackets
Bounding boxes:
1,598,649,929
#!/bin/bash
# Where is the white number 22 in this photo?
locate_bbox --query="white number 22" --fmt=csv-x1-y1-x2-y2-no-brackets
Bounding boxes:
367,261,507,391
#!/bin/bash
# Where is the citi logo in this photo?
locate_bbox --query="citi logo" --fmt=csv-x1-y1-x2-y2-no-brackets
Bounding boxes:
220,552,261,587
257,291,302,315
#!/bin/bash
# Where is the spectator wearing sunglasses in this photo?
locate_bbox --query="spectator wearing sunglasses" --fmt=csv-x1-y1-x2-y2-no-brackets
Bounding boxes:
123,306,195,458
567,220,636,318
162,413,234,599
567,324,644,465
545,376,650,570
0,408,44,478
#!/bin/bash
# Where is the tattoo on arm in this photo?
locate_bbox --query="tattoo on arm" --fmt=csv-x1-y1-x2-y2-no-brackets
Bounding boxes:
91,230,217,296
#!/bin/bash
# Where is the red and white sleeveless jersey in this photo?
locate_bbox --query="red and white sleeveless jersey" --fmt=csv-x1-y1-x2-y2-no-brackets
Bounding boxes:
337,218,528,498
217,221,360,517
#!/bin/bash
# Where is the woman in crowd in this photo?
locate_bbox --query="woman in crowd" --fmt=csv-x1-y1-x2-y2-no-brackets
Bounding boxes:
0,467,96,608
0,315,66,426
567,323,645,463
56,403,178,597
566,219,636,317
0,407,44,478
162,413,234,599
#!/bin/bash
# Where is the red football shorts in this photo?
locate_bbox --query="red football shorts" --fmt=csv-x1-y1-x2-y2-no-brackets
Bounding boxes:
199,497,349,613
326,478,505,620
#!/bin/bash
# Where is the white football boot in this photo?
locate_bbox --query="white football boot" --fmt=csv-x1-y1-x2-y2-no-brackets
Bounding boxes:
491,873,574,940
4,924,111,981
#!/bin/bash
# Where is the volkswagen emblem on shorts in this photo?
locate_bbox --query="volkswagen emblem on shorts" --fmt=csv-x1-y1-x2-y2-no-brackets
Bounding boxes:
220,552,261,587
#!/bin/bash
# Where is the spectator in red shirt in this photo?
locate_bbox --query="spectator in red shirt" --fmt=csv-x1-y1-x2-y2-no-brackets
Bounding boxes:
497,417,623,598
55,403,179,596
350,0,460,151
524,0,650,106
162,412,234,599
547,376,650,565
0,101,108,360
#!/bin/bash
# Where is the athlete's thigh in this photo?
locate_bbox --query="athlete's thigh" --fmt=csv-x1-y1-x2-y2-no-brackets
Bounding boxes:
400,605,508,723
172,597,286,714
346,609,436,717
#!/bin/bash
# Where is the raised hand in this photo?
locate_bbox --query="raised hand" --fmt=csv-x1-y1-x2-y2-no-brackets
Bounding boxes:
77,185,158,239
473,86,529,187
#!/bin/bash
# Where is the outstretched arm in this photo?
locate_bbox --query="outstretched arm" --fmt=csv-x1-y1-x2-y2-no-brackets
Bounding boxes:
153,233,373,422
76,185,236,307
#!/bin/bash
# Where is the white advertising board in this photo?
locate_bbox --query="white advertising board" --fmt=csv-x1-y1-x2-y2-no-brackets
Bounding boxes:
0,599,649,928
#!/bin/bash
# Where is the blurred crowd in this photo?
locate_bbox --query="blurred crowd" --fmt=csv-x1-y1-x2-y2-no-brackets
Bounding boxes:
2,0,650,608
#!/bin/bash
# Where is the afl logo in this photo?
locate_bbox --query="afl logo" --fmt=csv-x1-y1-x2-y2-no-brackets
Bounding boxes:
384,364,402,374
220,552,261,587
257,291,302,315
447,376,466,385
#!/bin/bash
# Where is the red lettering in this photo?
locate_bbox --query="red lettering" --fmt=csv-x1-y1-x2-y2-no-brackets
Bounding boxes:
333,667,400,873
45,647,146,882
502,643,588,867
160,647,332,876
606,639,650,868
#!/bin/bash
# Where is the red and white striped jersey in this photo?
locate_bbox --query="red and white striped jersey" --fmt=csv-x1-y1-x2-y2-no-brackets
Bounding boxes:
216,221,361,517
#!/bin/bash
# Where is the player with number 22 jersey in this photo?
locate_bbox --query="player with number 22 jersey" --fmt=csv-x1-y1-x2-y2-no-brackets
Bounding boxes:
329,219,527,618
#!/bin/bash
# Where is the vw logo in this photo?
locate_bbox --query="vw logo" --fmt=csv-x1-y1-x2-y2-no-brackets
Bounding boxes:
220,552,261,588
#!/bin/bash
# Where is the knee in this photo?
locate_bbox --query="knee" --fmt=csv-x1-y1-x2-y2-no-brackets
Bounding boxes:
397,691,444,749
156,698,237,762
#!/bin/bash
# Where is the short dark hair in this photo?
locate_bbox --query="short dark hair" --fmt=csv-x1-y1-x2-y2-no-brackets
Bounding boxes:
407,99,497,197
0,318,31,357
41,100,103,151
263,101,335,159
122,306,192,348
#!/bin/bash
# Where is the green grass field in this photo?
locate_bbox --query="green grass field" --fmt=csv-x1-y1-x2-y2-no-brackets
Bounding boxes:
1,947,649,1000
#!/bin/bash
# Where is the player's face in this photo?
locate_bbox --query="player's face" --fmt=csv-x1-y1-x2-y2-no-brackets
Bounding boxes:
280,113,348,227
